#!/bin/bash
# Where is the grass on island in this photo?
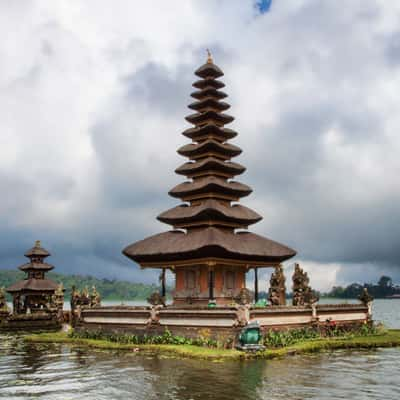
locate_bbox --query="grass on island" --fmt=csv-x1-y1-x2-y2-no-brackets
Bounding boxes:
24,329,400,361
24,331,241,360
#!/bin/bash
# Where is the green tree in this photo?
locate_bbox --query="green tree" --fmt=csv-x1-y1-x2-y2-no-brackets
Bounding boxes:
378,276,392,288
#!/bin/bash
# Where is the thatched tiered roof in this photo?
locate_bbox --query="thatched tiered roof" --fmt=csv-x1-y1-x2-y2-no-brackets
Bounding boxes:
123,55,296,266
7,241,58,293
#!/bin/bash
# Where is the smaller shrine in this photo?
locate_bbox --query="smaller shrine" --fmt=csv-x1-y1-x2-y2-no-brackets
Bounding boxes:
6,241,63,315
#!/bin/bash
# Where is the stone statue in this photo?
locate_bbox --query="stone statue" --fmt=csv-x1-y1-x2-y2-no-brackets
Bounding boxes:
0,287,8,312
268,265,286,306
147,292,166,306
71,285,102,311
292,263,318,306
90,286,101,307
81,286,90,307
304,286,319,305
70,285,80,310
235,288,253,305
54,284,64,310
359,287,373,305
292,289,304,306
268,289,280,306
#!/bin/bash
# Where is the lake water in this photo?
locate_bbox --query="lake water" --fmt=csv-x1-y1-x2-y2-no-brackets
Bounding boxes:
0,299,399,399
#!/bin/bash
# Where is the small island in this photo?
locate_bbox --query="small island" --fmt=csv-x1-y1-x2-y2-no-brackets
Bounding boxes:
2,55,400,360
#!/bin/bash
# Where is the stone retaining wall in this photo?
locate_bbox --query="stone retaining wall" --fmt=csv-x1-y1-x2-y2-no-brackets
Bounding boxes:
0,312,61,332
75,303,370,339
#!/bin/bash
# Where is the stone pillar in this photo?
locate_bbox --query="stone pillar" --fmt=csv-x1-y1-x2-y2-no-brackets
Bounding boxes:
254,268,259,303
367,301,372,321
311,303,317,320
208,263,215,301
160,269,166,298
13,295,19,314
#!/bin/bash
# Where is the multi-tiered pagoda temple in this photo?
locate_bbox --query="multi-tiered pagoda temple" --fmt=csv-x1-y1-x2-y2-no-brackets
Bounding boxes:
7,241,60,313
123,54,296,305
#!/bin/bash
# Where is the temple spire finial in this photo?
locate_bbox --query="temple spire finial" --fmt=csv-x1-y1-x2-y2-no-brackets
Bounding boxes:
206,49,213,64
35,240,41,248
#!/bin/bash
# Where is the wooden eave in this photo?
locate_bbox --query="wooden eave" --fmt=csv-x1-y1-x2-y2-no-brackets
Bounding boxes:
169,178,252,200
177,140,241,159
191,88,227,100
175,158,245,177
185,111,234,125
192,79,225,90
182,125,237,141
138,257,280,269
157,201,262,228
195,63,224,79
188,98,230,112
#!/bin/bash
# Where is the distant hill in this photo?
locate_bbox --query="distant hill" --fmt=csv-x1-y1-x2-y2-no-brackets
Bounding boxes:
0,270,162,301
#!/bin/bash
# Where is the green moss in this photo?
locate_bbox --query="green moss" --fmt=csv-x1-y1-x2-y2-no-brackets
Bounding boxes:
24,329,400,361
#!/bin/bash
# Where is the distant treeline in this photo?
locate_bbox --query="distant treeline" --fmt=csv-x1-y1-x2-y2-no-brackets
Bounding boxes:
0,270,162,301
323,276,400,299
257,275,399,300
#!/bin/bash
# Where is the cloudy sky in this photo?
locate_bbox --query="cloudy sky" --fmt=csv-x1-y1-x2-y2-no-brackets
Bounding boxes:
1,0,400,291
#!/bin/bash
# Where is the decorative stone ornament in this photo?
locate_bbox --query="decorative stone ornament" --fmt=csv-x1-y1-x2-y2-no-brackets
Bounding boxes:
147,292,166,306
235,288,253,305
268,264,286,305
292,263,318,306
236,321,265,351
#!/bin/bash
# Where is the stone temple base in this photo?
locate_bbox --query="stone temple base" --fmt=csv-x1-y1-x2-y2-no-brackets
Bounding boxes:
0,313,62,332
73,303,370,341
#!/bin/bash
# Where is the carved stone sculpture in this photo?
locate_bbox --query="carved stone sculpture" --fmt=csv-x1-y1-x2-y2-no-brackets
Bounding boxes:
292,263,318,306
70,285,80,310
147,292,166,306
304,286,319,305
71,285,101,310
53,283,64,310
359,287,373,305
81,286,90,307
90,286,101,307
268,289,280,306
268,265,286,305
235,288,253,305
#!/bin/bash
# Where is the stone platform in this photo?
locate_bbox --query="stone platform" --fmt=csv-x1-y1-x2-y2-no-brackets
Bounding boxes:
0,312,62,332
73,303,370,340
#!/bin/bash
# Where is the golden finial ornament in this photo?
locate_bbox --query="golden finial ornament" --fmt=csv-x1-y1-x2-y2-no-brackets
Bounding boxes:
206,49,213,64
35,240,41,248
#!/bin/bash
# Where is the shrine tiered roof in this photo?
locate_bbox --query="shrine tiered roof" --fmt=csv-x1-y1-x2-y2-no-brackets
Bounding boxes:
19,262,54,272
123,54,296,265
24,241,50,258
124,227,295,265
175,157,245,178
157,199,262,229
7,241,59,294
7,278,58,293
